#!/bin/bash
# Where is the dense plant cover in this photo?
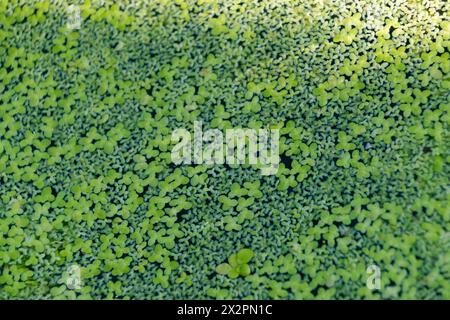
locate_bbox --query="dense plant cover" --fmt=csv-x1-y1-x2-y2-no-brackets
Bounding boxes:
0,0,449,299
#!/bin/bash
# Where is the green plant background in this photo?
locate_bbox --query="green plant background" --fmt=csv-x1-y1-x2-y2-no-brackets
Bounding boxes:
0,0,449,299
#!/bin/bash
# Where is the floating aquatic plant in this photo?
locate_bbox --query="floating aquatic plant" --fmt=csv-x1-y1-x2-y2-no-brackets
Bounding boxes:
0,0,448,300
